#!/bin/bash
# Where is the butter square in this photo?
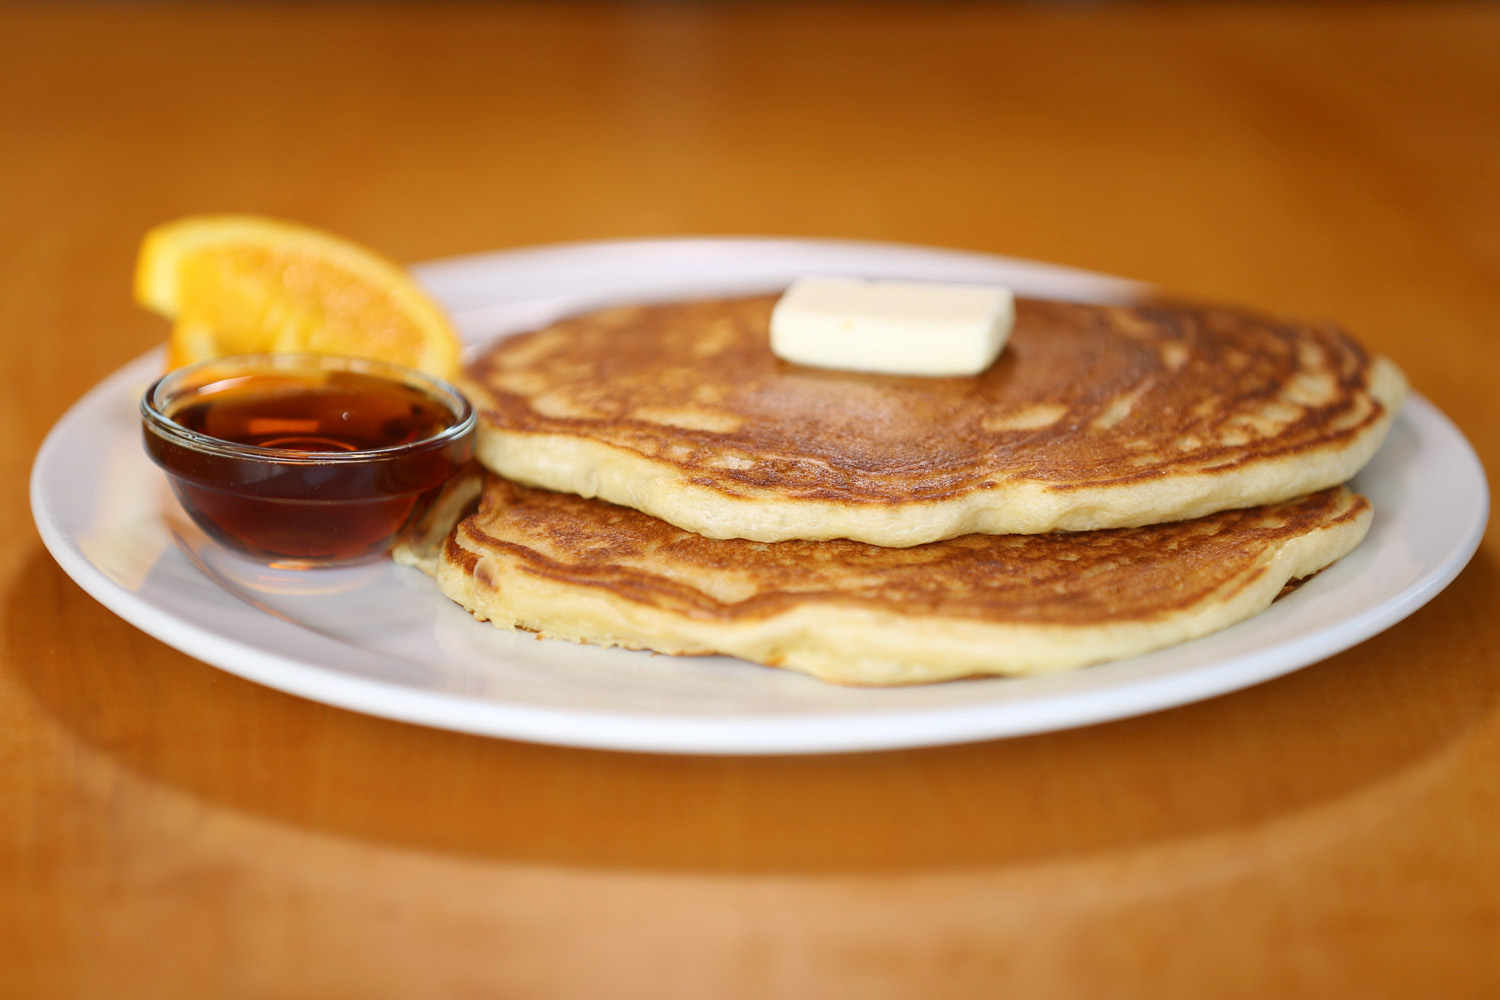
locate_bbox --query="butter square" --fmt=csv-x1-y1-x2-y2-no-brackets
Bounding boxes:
769,276,1015,376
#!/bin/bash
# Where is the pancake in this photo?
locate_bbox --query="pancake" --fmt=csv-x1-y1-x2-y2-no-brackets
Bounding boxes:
394,471,1372,686
462,294,1404,546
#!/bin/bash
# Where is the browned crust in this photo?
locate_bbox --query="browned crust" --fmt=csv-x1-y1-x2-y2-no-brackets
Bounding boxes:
450,477,1369,627
464,295,1396,504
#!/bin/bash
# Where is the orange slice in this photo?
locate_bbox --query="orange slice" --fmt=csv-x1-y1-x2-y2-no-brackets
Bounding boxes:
134,215,462,378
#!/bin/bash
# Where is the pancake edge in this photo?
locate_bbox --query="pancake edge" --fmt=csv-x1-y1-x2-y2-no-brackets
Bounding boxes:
396,487,1373,686
471,356,1405,547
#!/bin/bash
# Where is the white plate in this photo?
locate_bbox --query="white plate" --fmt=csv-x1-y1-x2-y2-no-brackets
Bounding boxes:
30,238,1490,755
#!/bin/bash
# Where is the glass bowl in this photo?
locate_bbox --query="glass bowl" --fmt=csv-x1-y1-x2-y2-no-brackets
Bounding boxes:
141,353,475,567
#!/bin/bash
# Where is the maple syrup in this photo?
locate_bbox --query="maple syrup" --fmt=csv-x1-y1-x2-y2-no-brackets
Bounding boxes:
142,354,474,565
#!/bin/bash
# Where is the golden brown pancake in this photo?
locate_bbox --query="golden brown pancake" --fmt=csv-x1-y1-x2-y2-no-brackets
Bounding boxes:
462,294,1404,546
395,472,1372,685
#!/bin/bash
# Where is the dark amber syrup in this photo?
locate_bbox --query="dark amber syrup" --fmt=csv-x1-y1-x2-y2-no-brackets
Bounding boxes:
145,369,471,564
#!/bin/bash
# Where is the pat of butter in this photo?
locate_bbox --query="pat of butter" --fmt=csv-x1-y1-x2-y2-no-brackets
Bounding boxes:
769,276,1015,376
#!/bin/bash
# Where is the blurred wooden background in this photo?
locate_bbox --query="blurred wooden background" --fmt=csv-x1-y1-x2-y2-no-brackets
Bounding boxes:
3,2,1496,997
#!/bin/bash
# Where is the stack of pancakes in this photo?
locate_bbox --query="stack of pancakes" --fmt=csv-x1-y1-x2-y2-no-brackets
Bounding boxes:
395,293,1406,685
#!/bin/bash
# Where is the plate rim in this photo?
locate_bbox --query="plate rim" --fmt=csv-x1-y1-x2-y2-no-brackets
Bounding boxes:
29,236,1492,754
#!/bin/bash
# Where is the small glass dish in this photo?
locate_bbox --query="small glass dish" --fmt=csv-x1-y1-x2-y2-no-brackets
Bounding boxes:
141,353,475,567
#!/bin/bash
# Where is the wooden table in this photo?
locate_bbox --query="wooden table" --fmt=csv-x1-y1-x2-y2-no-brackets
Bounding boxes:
5,3,1496,996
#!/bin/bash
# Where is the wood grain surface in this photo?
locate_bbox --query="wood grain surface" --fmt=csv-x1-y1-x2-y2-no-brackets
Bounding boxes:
3,2,1497,997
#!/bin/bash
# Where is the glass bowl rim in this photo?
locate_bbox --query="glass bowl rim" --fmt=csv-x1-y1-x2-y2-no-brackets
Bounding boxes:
141,352,475,466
